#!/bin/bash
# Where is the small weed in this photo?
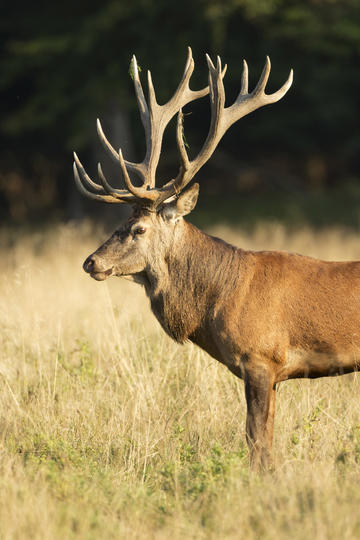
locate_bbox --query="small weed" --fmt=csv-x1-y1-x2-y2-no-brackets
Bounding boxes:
58,339,96,380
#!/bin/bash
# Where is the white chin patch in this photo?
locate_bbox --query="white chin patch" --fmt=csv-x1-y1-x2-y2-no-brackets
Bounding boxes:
91,269,113,281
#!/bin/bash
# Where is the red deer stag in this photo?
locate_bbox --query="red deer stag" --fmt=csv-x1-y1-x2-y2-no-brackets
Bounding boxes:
73,48,360,470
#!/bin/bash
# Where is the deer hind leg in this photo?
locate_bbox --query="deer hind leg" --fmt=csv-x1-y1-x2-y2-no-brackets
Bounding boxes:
244,365,276,471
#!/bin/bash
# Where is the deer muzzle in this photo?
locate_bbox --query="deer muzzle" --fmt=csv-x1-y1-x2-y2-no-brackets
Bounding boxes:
83,254,113,281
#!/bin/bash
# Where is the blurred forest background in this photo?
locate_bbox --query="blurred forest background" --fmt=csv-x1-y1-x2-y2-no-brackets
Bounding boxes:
1,0,360,228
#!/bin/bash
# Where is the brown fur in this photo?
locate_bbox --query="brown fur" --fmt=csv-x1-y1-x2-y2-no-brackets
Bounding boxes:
148,225,241,343
83,188,360,470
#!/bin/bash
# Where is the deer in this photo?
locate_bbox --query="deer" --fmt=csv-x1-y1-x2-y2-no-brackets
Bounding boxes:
73,48,360,471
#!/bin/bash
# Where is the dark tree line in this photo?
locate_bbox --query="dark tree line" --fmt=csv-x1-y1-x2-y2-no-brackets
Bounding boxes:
1,0,360,223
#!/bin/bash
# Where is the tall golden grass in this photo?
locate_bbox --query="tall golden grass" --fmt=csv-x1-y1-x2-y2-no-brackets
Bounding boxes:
1,221,360,539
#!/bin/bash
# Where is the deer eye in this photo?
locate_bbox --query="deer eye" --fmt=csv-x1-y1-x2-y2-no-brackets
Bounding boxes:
133,226,146,236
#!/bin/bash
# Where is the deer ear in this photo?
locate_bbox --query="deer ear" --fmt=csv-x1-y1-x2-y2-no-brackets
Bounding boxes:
162,183,199,221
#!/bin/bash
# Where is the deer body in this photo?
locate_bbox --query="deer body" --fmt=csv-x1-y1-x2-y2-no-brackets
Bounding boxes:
83,212,360,469
151,225,360,470
73,48,358,469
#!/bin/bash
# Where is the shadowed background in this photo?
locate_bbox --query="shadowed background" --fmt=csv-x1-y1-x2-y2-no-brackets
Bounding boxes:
1,0,360,229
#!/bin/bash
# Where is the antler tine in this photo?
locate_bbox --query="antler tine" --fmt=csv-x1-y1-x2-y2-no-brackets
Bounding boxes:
223,57,293,131
147,70,158,111
176,109,190,174
170,47,196,104
205,52,215,70
73,161,128,204
73,152,136,203
96,118,146,180
205,55,225,142
96,118,118,162
240,60,248,95
132,55,150,129
119,148,136,194
253,56,271,96
264,67,293,104
250,56,293,104
118,149,158,204
97,163,136,201
74,152,105,194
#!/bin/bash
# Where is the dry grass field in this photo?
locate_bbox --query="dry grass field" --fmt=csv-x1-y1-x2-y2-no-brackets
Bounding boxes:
1,221,360,539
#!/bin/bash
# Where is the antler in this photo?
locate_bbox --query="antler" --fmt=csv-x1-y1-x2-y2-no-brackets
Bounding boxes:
156,55,293,205
73,47,221,206
73,50,293,208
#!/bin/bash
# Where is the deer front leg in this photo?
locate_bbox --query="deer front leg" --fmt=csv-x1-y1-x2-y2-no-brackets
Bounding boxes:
244,365,276,471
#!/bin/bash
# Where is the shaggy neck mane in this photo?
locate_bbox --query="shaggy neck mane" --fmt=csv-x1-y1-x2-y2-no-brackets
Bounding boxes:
146,221,243,343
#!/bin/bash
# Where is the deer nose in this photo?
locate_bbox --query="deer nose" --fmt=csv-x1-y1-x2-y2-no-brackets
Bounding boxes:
83,255,95,273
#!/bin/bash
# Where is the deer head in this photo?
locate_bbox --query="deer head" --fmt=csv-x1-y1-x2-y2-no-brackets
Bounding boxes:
74,48,292,282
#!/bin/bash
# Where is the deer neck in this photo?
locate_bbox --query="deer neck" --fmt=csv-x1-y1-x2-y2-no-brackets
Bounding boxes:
145,221,240,343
